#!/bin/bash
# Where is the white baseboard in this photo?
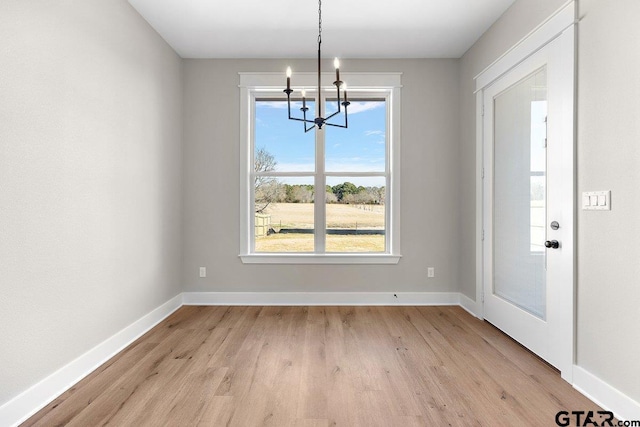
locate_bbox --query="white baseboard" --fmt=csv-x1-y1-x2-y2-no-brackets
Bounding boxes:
0,294,183,427
182,291,461,306
458,293,481,318
573,366,640,421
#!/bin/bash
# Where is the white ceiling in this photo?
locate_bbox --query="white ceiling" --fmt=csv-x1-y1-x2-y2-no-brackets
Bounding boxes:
128,0,516,59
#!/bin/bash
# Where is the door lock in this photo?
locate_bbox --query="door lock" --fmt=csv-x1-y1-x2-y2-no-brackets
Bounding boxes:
545,240,560,249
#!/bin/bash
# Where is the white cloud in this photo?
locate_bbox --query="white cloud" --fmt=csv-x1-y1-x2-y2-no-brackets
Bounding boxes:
363,129,386,145
346,101,385,115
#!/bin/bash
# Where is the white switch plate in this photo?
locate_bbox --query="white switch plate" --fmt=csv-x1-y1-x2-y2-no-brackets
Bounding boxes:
427,267,435,278
582,191,611,210
199,267,206,278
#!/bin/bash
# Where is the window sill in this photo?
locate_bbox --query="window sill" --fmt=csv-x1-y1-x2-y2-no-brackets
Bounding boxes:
239,253,402,265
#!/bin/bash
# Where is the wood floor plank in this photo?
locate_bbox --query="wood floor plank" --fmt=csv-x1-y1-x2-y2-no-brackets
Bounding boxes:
377,306,482,425
23,306,606,427
101,328,214,427
409,306,549,424
296,306,328,420
65,328,205,427
444,306,595,410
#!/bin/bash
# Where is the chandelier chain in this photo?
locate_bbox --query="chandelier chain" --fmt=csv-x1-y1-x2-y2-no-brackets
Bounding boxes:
318,0,322,44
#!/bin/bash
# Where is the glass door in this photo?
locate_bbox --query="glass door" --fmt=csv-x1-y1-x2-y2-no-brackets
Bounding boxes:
480,14,575,380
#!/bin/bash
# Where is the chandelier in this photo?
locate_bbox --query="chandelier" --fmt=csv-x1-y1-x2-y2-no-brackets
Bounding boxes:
284,0,350,132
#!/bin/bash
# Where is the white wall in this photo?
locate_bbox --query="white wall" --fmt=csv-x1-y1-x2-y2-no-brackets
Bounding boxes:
0,0,183,406
182,59,460,293
459,0,640,406
576,0,640,404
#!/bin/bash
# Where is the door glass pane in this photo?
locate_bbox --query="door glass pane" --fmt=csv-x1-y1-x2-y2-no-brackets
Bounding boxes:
493,67,547,319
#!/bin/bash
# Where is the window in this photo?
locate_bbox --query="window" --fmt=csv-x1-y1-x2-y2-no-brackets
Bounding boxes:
239,72,401,264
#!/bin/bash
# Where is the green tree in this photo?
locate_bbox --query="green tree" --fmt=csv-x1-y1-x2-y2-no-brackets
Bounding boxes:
332,182,358,202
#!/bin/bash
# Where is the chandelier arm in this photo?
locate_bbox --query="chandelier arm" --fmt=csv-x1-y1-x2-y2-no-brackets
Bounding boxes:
302,102,314,132
285,89,317,125
323,122,348,129
323,102,349,128
324,109,341,121
285,90,293,119
287,117,317,124
343,103,349,128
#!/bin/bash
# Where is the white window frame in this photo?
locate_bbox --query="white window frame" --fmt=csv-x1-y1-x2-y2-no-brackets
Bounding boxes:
239,72,402,264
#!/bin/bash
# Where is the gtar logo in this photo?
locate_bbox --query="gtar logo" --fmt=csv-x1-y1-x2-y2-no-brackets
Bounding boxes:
555,410,614,426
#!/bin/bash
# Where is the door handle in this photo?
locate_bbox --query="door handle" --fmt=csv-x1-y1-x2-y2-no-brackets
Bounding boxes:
545,240,560,249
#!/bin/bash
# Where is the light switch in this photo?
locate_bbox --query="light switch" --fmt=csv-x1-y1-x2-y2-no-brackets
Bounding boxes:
582,191,611,210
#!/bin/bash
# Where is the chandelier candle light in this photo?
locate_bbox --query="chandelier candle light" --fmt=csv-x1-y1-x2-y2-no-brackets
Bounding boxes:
284,0,350,132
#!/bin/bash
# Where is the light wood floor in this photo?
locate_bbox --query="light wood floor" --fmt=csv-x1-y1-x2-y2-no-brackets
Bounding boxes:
24,306,601,426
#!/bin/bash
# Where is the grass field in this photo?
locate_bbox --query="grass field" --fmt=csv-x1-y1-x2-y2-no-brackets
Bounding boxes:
255,233,385,252
262,203,384,229
256,203,385,252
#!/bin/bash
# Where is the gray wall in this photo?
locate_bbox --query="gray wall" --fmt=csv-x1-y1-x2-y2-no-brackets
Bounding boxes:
182,59,460,293
459,0,640,405
0,0,183,406
576,0,640,404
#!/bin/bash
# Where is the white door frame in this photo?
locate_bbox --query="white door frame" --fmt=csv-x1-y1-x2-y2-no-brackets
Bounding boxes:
474,1,576,382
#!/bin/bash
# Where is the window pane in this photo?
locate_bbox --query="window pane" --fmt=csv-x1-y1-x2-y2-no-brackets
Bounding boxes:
325,176,385,253
325,99,386,173
255,99,315,172
254,177,314,253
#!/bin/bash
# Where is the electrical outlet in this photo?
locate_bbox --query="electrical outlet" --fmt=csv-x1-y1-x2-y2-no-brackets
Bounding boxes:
427,267,435,278
199,267,206,278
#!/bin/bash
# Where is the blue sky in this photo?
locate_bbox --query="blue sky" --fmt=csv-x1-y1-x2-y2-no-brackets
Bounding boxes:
255,100,386,182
